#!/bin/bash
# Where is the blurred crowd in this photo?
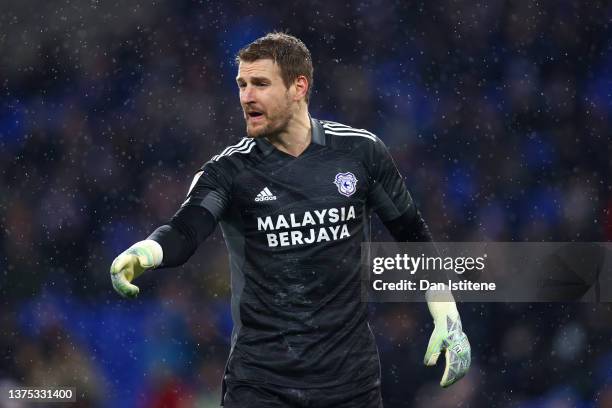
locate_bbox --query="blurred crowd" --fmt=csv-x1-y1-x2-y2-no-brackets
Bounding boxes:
1,0,611,407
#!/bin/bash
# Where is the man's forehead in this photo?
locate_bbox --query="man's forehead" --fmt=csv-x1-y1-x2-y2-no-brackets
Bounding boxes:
236,59,281,79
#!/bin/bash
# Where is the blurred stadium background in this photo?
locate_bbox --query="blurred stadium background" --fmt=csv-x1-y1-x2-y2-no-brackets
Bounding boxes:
1,1,612,407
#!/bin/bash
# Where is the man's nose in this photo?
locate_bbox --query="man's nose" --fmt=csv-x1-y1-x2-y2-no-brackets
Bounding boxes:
240,86,255,104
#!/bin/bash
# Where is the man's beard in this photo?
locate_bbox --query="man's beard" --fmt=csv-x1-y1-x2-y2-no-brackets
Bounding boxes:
246,99,293,138
247,113,291,138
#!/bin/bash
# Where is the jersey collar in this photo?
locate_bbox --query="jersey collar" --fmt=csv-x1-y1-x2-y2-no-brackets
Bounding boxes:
255,116,326,157
311,117,326,146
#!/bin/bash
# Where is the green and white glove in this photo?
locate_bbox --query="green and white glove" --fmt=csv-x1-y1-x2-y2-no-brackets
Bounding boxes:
424,291,471,387
110,240,163,298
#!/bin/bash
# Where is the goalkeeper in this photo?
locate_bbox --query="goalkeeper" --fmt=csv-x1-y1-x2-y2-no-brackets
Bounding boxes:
111,32,470,407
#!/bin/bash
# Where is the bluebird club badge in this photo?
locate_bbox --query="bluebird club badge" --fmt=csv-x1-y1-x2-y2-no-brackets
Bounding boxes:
334,172,358,197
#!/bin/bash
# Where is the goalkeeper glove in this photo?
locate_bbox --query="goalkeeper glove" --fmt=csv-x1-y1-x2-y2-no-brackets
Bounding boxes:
110,240,163,298
424,293,471,387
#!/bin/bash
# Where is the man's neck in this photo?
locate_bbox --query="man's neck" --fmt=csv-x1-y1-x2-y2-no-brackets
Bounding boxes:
267,108,311,157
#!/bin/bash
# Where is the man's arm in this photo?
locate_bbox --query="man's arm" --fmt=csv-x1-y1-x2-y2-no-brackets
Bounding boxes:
367,136,471,387
110,205,217,298
110,161,231,298
383,208,432,242
148,205,217,267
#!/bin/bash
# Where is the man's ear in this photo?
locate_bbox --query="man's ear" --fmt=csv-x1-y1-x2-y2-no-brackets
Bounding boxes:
293,75,309,102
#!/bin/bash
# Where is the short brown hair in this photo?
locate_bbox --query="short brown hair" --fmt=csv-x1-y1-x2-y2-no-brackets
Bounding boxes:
236,32,314,103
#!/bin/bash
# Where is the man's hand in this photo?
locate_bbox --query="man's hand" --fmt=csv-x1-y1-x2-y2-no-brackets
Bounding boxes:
110,240,163,298
424,297,471,387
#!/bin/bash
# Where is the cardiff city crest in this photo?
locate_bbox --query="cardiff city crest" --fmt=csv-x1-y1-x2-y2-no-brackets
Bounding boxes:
334,172,358,197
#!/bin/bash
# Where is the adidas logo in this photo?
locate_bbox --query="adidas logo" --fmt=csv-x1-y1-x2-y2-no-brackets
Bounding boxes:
255,187,277,202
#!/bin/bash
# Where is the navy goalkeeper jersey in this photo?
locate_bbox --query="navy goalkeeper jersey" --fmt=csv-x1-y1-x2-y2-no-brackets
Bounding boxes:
183,118,414,388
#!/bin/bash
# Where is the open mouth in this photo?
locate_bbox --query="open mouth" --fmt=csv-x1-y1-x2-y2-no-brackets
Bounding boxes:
247,111,264,119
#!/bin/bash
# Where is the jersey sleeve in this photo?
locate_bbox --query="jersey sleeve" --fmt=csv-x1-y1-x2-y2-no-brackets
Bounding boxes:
366,137,415,222
181,161,232,221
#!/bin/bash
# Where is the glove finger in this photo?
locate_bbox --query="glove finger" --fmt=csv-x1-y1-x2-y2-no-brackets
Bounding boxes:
111,272,140,298
440,349,456,387
111,253,140,282
440,337,471,387
424,329,443,366
110,255,126,275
